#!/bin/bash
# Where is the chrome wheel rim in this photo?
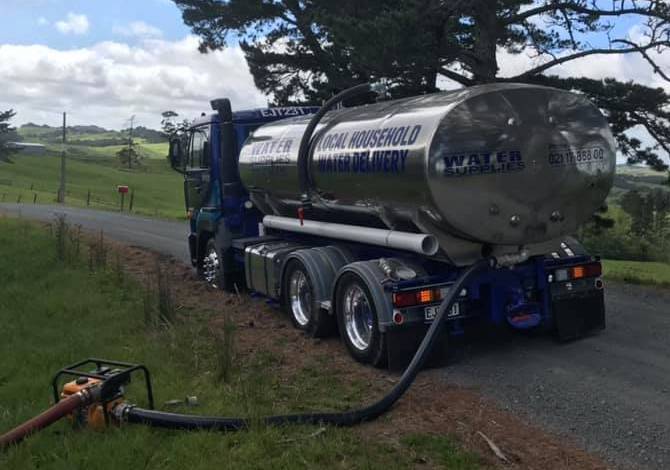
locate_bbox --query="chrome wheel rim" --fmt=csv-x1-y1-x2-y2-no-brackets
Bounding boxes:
289,270,311,327
203,246,220,288
343,284,373,351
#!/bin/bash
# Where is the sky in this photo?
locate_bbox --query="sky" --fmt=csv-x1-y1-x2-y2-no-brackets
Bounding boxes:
0,0,667,142
0,0,267,130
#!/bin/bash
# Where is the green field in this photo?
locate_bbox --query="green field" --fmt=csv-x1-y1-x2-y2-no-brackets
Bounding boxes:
0,151,184,219
602,259,670,287
0,218,479,469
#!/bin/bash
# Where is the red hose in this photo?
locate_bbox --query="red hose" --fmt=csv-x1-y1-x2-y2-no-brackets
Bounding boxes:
0,392,86,449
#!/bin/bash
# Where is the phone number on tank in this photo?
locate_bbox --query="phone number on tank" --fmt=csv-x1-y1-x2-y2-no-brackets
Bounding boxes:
548,147,605,166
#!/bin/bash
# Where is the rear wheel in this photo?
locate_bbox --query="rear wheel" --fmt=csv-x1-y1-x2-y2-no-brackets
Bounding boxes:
283,259,336,336
335,273,386,367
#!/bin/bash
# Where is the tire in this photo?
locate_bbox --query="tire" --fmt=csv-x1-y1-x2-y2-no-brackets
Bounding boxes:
335,272,386,367
201,238,225,290
282,259,336,336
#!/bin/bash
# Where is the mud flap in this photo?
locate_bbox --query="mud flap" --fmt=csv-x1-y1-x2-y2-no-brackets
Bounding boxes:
385,325,450,371
188,233,198,266
552,289,605,341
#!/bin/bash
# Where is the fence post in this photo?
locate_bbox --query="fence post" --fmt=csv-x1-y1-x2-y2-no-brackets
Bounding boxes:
129,189,134,212
33,193,37,204
87,189,91,207
120,192,125,212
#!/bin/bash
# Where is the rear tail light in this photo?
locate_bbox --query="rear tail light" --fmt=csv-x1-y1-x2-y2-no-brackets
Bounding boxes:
392,286,467,308
572,266,585,279
417,289,434,303
552,262,601,282
392,292,417,308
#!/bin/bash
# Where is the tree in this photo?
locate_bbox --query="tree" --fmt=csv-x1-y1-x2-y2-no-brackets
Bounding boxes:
174,0,670,173
116,142,143,169
161,110,180,138
621,188,670,235
0,109,18,163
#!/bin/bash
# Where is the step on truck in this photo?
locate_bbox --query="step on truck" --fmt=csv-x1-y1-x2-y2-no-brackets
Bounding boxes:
169,83,614,369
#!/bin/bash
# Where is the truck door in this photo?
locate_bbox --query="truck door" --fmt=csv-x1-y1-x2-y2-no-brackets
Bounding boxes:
184,125,211,212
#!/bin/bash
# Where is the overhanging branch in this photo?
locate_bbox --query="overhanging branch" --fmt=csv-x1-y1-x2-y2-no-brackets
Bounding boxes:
506,2,670,24
613,39,670,82
439,67,475,86
511,41,670,79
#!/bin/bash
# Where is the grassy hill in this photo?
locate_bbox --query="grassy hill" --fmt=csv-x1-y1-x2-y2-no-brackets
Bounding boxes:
611,164,669,200
1,124,182,219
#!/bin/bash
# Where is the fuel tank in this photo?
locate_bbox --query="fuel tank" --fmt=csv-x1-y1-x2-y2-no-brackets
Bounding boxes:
239,83,615,262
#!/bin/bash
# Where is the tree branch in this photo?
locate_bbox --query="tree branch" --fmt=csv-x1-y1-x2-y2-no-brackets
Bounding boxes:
512,40,670,79
439,67,475,86
506,2,669,24
613,39,670,82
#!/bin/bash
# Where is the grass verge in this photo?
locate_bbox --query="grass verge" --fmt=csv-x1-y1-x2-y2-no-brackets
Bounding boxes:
0,217,478,469
602,259,670,288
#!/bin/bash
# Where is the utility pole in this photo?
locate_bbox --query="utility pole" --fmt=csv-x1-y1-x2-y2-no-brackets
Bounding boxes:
57,112,66,203
127,115,135,169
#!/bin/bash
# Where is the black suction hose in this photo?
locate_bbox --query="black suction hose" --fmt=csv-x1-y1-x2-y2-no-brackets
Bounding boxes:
297,83,378,195
122,259,492,430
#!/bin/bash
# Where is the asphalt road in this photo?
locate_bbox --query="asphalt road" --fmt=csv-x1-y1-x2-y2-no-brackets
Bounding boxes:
2,203,668,469
0,204,190,263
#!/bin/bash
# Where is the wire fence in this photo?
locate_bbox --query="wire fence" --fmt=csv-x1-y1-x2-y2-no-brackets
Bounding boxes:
0,179,140,214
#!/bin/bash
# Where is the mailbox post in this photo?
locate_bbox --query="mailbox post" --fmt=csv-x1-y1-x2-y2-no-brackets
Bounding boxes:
117,185,129,212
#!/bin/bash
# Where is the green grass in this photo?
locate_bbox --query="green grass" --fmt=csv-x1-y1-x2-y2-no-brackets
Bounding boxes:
0,218,477,469
0,152,185,219
402,434,481,469
603,259,670,287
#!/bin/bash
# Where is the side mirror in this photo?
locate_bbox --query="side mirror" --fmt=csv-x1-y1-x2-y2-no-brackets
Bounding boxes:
169,137,186,173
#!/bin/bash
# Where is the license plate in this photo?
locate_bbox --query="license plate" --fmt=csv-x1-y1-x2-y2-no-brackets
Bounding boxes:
424,303,459,321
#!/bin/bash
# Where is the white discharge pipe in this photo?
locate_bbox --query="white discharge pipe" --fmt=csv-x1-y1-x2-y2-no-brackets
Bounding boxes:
262,215,439,256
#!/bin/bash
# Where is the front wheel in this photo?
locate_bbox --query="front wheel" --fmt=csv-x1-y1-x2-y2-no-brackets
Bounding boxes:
201,238,224,290
335,273,386,367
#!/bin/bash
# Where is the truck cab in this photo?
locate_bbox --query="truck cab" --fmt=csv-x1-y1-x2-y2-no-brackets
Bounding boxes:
169,102,319,289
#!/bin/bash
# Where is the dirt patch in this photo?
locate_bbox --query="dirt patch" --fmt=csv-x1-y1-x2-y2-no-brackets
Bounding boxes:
110,241,608,470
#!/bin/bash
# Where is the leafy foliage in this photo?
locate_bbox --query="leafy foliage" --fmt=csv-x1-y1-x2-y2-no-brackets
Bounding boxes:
173,0,670,173
580,196,670,263
161,110,180,137
620,189,670,235
160,110,191,141
0,109,18,163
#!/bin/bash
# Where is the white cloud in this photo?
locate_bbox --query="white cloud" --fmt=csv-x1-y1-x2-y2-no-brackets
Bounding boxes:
0,36,267,130
113,21,163,39
55,13,90,35
37,17,49,26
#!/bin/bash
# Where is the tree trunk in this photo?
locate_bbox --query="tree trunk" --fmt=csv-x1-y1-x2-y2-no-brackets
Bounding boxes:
470,3,499,83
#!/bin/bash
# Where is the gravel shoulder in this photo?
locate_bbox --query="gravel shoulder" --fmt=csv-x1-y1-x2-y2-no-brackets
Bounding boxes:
442,281,670,469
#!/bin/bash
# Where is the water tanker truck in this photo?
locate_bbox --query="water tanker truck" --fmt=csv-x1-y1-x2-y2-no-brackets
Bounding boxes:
169,82,614,368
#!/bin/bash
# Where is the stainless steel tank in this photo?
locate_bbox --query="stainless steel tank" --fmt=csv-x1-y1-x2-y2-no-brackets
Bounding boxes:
239,83,615,263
